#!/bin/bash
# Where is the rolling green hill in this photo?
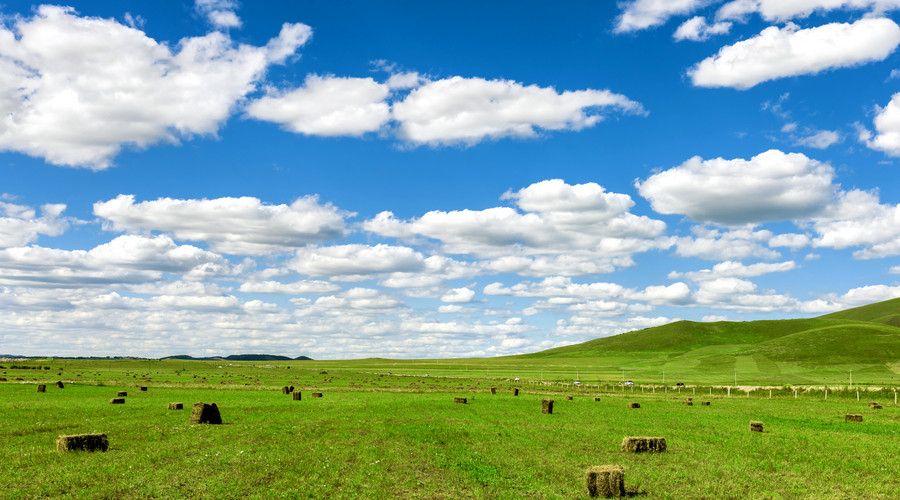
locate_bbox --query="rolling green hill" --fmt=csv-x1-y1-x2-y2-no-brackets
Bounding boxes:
521,297,900,385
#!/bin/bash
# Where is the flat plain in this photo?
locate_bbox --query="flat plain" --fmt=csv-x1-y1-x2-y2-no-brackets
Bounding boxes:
1,358,898,499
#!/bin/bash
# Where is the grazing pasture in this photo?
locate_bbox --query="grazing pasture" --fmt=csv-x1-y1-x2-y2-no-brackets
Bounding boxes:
1,359,898,498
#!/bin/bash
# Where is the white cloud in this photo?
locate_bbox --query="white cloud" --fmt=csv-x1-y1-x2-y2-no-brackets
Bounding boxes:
0,6,310,168
94,195,350,255
0,235,232,287
483,276,625,300
768,233,811,249
670,260,796,281
392,76,644,146
811,189,900,258
674,227,781,260
795,129,841,149
289,244,426,279
615,0,715,33
238,280,341,295
717,0,900,22
441,287,476,303
865,92,900,155
674,16,732,41
364,180,668,276
0,202,68,248
246,75,391,136
688,19,900,89
626,282,693,304
637,150,836,225
195,0,242,28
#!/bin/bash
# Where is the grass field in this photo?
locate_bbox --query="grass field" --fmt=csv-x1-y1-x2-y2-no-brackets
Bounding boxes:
2,359,898,498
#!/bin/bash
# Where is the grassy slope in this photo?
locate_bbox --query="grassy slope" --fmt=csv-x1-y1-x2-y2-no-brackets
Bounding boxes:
518,298,900,385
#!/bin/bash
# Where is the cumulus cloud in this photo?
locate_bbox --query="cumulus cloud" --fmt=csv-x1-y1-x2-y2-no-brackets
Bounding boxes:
289,244,426,279
670,260,797,281
0,201,69,248
0,6,310,168
238,280,341,295
795,129,842,149
0,235,231,287
674,227,781,260
688,19,900,89
717,0,900,22
94,195,350,255
195,0,241,28
391,76,644,146
637,149,836,225
441,287,476,303
615,0,715,33
865,91,900,155
364,180,668,276
811,189,900,258
246,75,391,136
674,16,732,41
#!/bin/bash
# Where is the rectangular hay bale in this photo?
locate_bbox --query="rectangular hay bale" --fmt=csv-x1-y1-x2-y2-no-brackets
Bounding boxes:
750,421,764,432
621,437,666,453
701,401,711,406
55,381,64,388
190,402,222,424
490,387,496,394
168,402,183,410
37,384,46,393
292,391,301,400
454,397,467,404
110,398,125,404
627,402,640,409
57,433,108,452
845,414,863,422
585,465,625,498
683,400,693,406
117,391,127,397
542,399,554,414
311,392,323,398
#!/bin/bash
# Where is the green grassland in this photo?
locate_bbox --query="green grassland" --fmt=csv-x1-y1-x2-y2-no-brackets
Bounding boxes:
1,360,899,498
2,298,899,497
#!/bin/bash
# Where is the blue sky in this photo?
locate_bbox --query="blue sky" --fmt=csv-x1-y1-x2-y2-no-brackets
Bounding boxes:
2,0,900,358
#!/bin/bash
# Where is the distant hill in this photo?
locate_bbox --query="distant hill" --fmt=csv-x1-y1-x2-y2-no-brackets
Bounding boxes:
161,354,313,361
524,297,900,383
531,297,900,362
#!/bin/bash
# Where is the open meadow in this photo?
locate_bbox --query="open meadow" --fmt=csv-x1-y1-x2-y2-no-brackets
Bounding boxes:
1,358,898,498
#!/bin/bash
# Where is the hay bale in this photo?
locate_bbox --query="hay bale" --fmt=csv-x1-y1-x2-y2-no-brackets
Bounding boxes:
683,400,693,406
288,385,294,393
37,384,46,393
585,465,625,498
627,402,640,409
868,402,883,409
594,397,602,402
110,398,125,404
490,387,496,395
168,402,183,410
621,437,666,453
190,402,222,424
117,391,127,397
55,381,64,389
871,404,883,410
311,392,323,398
542,399,554,414
749,421,764,432
454,397,467,404
56,433,108,452
700,401,710,406
139,386,148,391
281,386,291,394
512,388,519,396
566,395,574,400
292,391,301,401
845,414,863,422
